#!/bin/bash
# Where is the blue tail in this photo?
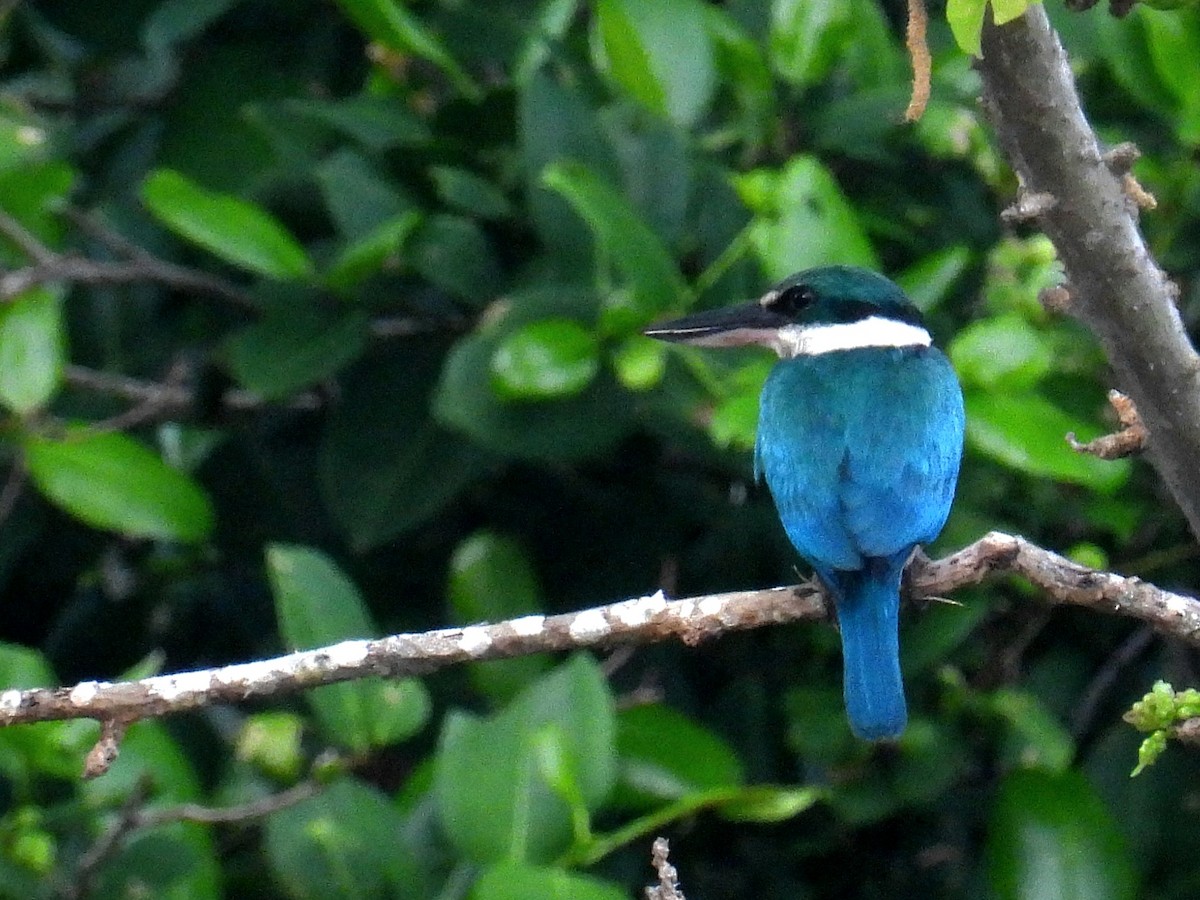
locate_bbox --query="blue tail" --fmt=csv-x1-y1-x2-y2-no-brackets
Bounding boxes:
830,564,907,741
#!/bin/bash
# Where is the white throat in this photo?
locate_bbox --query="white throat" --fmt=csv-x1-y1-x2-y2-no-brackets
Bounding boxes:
769,316,931,359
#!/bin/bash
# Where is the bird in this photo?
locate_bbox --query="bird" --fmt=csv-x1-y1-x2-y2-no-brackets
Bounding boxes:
644,265,964,740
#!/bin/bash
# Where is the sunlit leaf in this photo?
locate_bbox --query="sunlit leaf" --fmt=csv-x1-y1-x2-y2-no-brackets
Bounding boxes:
25,430,213,542
141,169,313,280
0,286,64,414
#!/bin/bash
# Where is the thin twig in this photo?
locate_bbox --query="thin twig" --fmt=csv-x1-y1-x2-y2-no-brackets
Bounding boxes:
646,837,685,900
0,207,55,264
61,776,154,900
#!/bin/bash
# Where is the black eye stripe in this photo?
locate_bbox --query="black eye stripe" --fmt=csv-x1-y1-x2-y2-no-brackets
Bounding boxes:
769,285,815,317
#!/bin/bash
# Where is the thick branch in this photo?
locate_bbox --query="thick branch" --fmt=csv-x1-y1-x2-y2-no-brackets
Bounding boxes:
2,532,1198,736
977,8,1200,538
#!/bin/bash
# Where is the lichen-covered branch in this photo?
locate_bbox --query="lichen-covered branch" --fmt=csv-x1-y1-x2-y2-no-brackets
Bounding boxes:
976,8,1200,539
2,532,1199,779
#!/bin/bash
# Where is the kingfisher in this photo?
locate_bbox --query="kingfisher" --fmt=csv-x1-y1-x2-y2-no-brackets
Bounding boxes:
645,265,964,740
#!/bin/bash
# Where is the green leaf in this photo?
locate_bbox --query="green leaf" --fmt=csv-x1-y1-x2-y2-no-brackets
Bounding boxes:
471,863,627,900
0,287,64,414
0,162,76,259
223,303,370,400
408,214,501,303
436,655,617,864
141,169,314,280
333,0,480,99
319,350,487,552
316,149,413,240
267,545,430,750
490,319,600,402
594,0,715,127
431,166,514,220
325,211,422,293
771,0,850,85
615,704,743,808
989,690,1075,774
449,531,550,702
717,785,824,823
896,246,972,312
283,95,431,150
142,0,241,53
988,768,1137,900
433,291,635,462
611,337,666,391
949,314,1055,391
24,430,214,542
736,156,878,281
946,0,988,56
265,777,429,900
965,392,1131,492
0,644,95,783
542,161,688,319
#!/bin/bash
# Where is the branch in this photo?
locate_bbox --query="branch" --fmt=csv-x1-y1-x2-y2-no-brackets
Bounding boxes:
976,8,1200,539
2,531,1199,776
0,207,256,309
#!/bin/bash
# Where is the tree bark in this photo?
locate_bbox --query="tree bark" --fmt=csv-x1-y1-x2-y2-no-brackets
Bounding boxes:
977,7,1200,539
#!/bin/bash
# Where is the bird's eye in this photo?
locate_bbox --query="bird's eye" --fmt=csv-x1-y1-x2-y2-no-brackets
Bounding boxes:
769,285,815,317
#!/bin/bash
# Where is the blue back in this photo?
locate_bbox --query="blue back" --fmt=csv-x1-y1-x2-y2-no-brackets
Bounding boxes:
754,345,964,577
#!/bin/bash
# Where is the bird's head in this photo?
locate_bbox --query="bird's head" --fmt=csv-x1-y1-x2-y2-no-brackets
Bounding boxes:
644,265,931,359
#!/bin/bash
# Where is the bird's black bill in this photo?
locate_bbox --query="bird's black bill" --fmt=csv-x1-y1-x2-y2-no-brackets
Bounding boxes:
642,301,789,348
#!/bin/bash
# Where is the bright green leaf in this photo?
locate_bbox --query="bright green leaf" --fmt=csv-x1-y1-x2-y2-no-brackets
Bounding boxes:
141,169,314,280
490,319,600,402
0,287,64,414
25,430,213,542
611,337,666,391
325,210,422,293
736,156,878,281
717,785,824,823
436,655,616,864
333,0,480,99
949,314,1055,391
988,768,1137,900
471,862,627,900
947,0,989,56
965,392,1131,492
594,0,715,127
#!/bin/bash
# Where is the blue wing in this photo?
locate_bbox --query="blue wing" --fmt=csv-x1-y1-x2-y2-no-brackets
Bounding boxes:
754,346,964,573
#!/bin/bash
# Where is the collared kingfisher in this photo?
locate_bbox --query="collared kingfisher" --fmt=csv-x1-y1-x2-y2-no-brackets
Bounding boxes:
645,266,964,740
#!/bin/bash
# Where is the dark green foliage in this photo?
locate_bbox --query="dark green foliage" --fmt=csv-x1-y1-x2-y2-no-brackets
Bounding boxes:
0,1,1198,898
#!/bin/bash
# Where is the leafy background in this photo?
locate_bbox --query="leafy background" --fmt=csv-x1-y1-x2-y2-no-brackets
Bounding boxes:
0,0,1197,897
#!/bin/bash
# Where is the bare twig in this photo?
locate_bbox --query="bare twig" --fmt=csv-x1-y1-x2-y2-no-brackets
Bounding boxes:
1067,389,1148,459
63,365,323,419
1,532,1199,778
0,208,55,264
1000,189,1057,224
61,776,154,900
83,718,129,779
903,0,931,122
646,837,685,900
62,777,321,900
133,779,321,828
